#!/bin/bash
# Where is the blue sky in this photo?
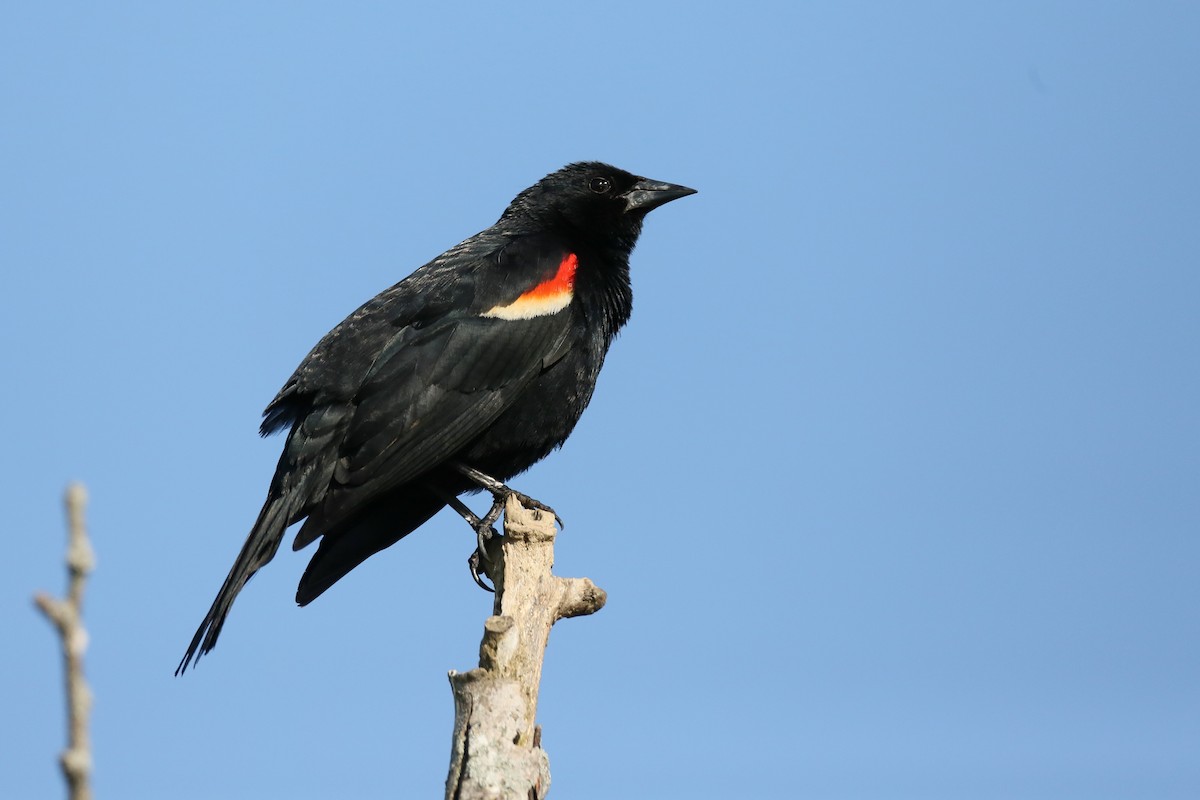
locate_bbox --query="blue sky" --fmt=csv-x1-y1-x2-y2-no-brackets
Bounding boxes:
3,3,1197,798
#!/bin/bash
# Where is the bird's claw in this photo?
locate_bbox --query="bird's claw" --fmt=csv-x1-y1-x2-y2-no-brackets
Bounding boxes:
468,515,500,593
507,490,564,529
468,550,495,593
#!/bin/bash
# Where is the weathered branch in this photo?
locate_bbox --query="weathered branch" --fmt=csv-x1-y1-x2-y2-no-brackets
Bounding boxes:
446,496,607,800
34,483,95,800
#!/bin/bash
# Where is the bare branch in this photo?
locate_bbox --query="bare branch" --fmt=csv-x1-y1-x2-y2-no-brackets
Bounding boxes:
35,483,95,800
446,496,606,799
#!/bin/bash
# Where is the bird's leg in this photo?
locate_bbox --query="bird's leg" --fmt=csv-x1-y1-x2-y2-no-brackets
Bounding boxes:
450,462,564,528
426,464,564,592
426,486,498,592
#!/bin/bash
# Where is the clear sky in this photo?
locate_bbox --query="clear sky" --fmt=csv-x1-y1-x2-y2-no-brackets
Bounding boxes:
3,3,1197,798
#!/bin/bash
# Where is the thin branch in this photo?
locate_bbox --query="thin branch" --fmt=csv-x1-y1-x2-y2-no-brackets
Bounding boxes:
445,496,607,799
35,483,95,800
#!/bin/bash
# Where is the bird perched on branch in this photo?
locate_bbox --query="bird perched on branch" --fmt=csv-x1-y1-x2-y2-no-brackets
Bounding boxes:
177,162,695,673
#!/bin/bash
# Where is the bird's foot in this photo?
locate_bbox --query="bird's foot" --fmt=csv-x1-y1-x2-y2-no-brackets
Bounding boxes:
464,513,501,593
451,462,564,529
429,487,501,592
468,496,506,592
505,489,561,524
434,465,566,591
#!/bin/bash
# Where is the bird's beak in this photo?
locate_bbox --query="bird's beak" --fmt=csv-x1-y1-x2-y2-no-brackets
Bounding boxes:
621,178,697,213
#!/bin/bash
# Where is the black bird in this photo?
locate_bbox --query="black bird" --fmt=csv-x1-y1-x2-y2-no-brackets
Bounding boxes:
177,162,695,673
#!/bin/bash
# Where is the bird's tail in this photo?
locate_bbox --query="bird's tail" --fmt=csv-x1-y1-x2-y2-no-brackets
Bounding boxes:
294,485,446,606
175,491,294,675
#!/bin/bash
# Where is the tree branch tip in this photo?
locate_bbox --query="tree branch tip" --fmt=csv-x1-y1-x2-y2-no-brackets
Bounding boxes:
502,495,557,539
557,578,607,619
65,482,88,508
34,593,73,627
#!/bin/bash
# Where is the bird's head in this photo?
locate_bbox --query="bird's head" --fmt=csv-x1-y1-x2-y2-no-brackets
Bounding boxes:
502,161,696,248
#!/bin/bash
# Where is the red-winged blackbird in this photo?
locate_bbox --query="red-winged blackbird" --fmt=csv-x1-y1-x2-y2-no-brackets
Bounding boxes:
177,162,695,673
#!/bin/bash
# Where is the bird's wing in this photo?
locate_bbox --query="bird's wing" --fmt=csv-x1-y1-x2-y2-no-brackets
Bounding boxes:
291,235,580,542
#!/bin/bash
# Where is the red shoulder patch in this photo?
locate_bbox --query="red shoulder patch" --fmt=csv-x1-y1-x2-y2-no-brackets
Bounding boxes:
482,253,577,320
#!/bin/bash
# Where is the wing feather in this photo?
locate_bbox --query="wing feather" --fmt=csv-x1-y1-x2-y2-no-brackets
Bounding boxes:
297,311,571,541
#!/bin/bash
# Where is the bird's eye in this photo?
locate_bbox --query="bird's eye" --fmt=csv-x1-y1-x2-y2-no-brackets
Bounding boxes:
589,177,612,194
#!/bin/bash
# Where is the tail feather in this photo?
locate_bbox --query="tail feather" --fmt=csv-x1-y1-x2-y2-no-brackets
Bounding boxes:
175,493,293,675
177,406,344,674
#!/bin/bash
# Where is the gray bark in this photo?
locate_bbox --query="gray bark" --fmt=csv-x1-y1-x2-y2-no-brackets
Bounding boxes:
35,483,95,800
445,496,606,799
